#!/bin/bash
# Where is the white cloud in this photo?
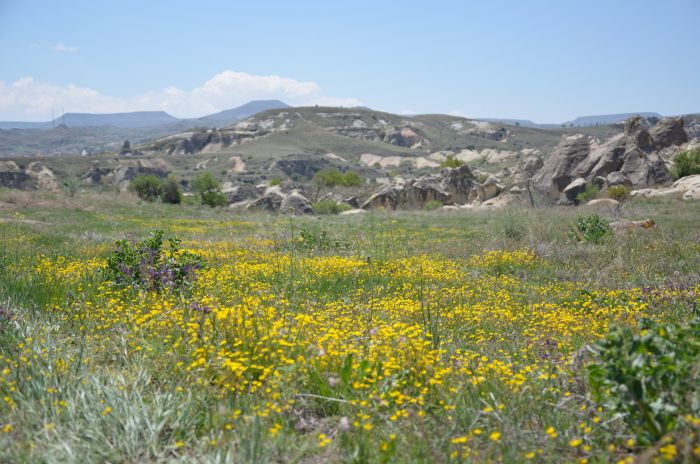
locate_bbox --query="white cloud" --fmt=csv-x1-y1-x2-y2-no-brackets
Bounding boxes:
52,43,79,53
0,71,362,120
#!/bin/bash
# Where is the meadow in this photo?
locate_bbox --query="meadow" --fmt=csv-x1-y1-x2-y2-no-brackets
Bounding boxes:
0,190,698,463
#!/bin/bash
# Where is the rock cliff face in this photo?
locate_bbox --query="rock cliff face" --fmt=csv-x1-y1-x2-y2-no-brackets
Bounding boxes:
532,116,676,201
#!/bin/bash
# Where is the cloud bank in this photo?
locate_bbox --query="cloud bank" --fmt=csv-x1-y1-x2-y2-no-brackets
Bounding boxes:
0,71,361,120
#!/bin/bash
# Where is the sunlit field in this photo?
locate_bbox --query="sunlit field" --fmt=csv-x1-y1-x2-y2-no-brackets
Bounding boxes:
0,191,698,463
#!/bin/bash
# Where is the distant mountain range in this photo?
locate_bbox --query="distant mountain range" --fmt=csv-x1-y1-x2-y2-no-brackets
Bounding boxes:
0,100,290,130
479,112,664,129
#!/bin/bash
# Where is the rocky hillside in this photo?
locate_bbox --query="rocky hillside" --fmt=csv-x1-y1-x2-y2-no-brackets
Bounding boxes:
1,108,698,212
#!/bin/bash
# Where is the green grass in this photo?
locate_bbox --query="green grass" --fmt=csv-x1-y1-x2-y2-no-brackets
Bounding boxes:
0,189,698,462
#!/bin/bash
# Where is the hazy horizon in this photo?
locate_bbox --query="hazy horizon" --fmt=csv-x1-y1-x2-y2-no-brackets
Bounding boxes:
1,0,698,123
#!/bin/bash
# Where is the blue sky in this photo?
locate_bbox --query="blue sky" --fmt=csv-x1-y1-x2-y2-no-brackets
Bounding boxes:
0,0,698,122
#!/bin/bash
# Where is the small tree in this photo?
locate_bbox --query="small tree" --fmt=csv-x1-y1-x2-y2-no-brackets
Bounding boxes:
440,155,463,169
120,140,132,154
161,175,182,204
62,177,78,197
128,175,163,201
191,172,227,207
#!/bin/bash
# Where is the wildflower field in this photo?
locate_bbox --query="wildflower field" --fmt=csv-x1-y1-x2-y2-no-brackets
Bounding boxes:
0,192,698,463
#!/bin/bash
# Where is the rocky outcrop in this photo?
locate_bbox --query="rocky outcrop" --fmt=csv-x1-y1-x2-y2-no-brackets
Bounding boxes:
630,175,700,201
0,171,33,189
362,165,475,210
533,136,591,196
25,162,59,190
268,158,330,179
475,176,504,201
649,117,688,150
511,155,543,186
243,185,313,213
533,116,675,202
561,178,588,205
279,190,313,214
224,184,259,204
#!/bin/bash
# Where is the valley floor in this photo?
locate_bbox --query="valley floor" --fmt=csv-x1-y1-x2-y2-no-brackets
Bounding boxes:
0,190,698,463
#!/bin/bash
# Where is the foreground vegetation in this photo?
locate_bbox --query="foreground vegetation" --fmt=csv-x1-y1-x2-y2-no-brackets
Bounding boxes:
0,190,698,463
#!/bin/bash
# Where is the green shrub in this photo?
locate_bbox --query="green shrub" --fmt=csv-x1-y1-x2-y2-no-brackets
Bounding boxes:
576,184,599,204
101,230,204,293
423,200,443,210
200,190,228,207
312,199,352,215
569,213,611,244
62,177,79,197
293,227,350,252
314,168,362,188
191,172,227,207
161,175,182,204
474,173,489,184
439,155,463,169
128,175,164,201
671,149,700,179
269,178,281,186
607,185,629,201
587,318,700,445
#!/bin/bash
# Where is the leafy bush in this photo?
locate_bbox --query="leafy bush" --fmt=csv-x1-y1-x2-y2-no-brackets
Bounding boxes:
191,172,227,207
576,184,599,204
62,177,78,197
607,185,629,201
161,175,182,204
439,155,463,168
569,213,611,244
269,178,281,186
423,200,443,210
587,318,700,445
128,175,164,201
474,172,489,184
313,168,362,188
312,199,352,215
671,148,700,180
101,230,204,293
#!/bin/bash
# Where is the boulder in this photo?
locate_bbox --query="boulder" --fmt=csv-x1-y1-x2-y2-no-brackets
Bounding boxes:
246,196,276,211
280,190,313,214
404,178,452,205
606,172,633,188
82,161,110,185
533,136,591,196
511,155,543,186
225,184,259,204
586,198,620,212
339,208,367,216
0,161,20,172
630,175,700,200
262,185,286,209
624,116,655,152
650,117,688,150
562,177,588,204
440,164,475,204
343,196,360,208
362,184,403,210
25,162,59,190
0,171,33,189
475,176,504,201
